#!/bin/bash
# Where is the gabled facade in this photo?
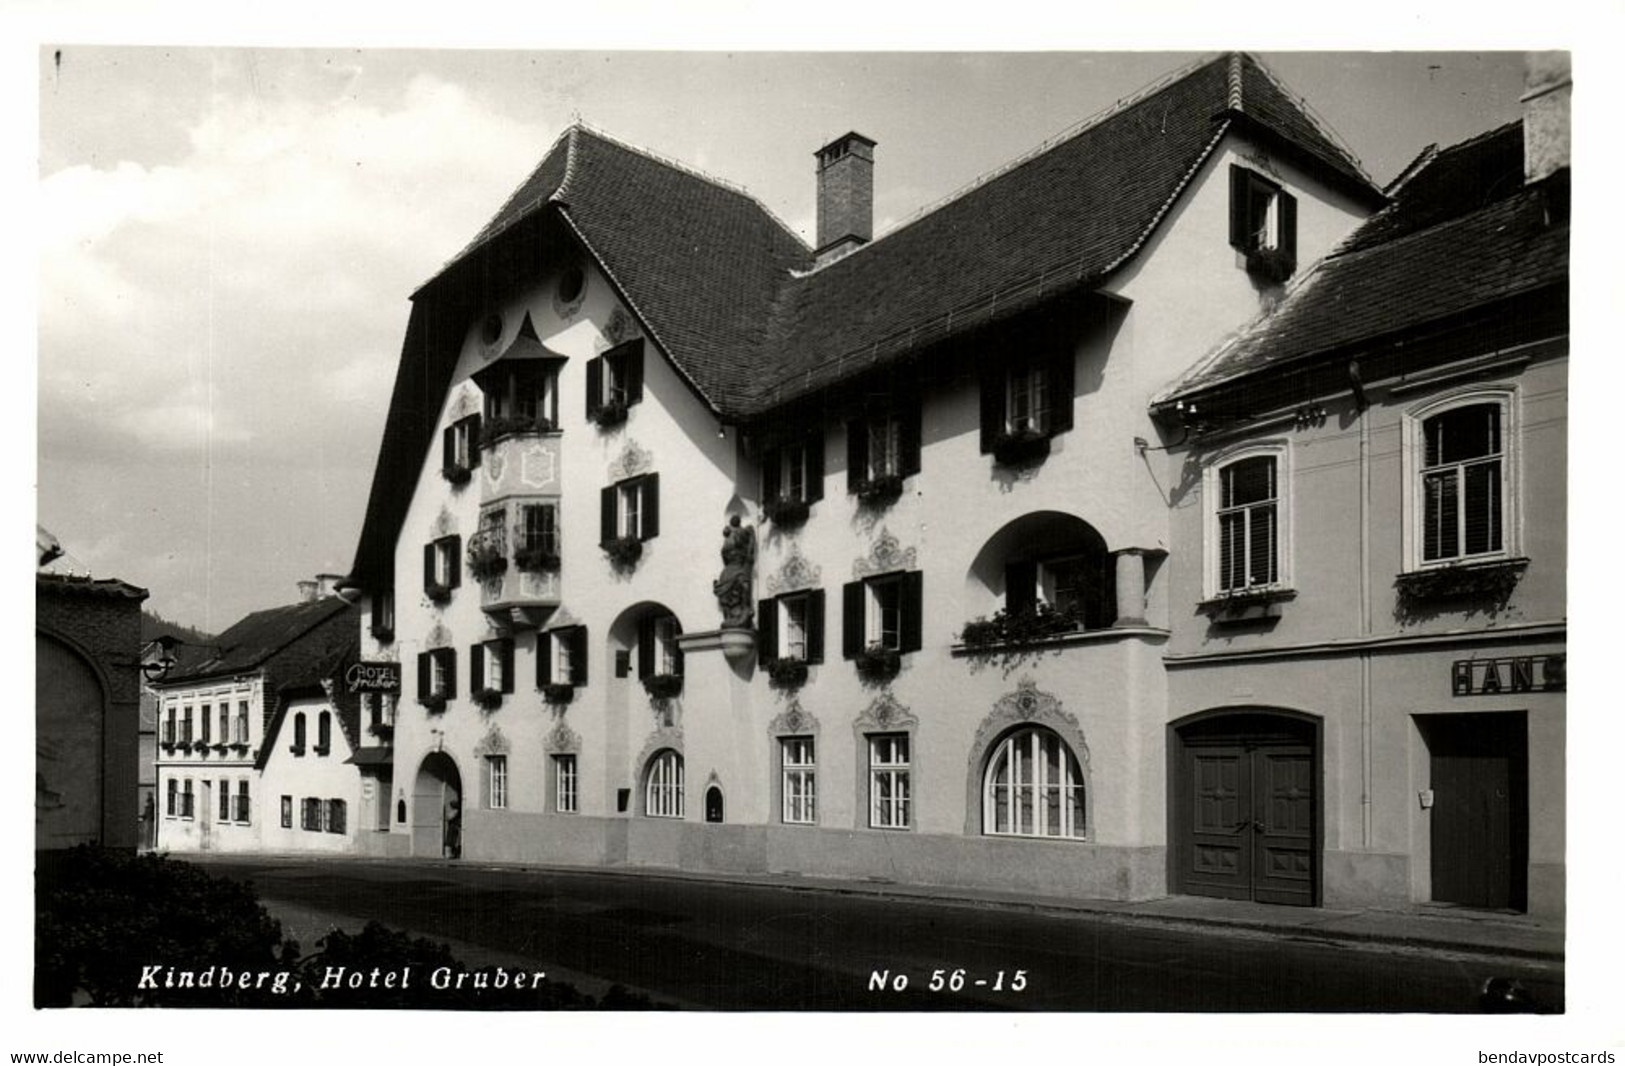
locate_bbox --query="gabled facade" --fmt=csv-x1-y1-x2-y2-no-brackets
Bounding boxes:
343,53,1393,900
1151,55,1568,915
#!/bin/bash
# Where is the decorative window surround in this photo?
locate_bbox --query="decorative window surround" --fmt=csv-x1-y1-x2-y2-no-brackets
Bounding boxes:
962,680,1092,839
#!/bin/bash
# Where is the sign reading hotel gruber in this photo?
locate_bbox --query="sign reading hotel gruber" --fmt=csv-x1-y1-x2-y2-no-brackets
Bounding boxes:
1451,654,1566,696
346,661,401,695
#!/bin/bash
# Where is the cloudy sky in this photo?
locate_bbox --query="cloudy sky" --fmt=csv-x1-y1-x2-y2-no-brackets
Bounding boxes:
36,46,1532,631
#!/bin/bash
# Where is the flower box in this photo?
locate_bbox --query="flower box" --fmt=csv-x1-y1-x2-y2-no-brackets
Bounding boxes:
425,582,452,605
592,401,629,429
762,496,811,528
854,644,901,683
603,535,643,569
288,744,305,756
642,673,684,700
420,694,447,714
765,657,809,690
1198,587,1296,625
192,740,211,753
542,683,575,705
515,546,562,573
368,723,394,740
467,549,508,582
991,428,1052,466
313,745,331,757
959,602,1083,650
230,743,250,754
441,463,473,486
211,742,228,753
1394,558,1527,604
1244,246,1296,285
472,687,503,711
480,414,554,448
854,473,904,506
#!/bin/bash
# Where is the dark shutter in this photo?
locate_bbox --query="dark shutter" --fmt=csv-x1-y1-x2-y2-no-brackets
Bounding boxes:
979,364,1002,452
538,633,552,686
1229,164,1249,250
806,589,826,664
468,415,482,467
842,581,866,658
846,419,868,492
1049,348,1076,435
570,627,589,686
762,447,781,504
637,616,656,678
900,571,924,653
442,425,455,471
1006,560,1039,614
585,356,603,417
898,398,922,477
671,624,684,677
615,650,631,678
805,433,825,502
448,536,462,588
440,650,457,699
624,339,645,405
417,652,430,699
423,543,436,592
470,644,484,693
758,597,778,660
500,640,515,693
1280,190,1298,265
600,485,617,546
641,473,660,540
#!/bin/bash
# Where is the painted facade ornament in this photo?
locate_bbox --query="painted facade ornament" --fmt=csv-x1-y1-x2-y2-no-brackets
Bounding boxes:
768,699,819,737
713,515,756,628
969,677,1090,770
473,724,511,758
607,439,653,482
519,442,558,488
449,385,479,419
765,545,822,596
853,526,917,579
603,307,633,346
632,726,684,779
424,623,452,650
484,447,505,484
431,506,457,539
855,690,918,732
544,720,580,754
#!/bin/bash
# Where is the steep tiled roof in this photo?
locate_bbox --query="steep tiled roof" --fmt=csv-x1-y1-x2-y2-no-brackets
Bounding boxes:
255,642,363,771
164,596,353,682
1158,121,1567,404
36,573,148,600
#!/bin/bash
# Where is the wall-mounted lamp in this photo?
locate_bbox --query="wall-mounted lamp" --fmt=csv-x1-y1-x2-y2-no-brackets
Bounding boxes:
141,636,181,683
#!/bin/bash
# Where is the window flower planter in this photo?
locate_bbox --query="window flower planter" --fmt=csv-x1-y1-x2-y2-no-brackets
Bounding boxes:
472,687,503,711
542,683,575,705
592,401,629,429
1198,587,1296,623
313,745,331,757
765,657,809,690
211,742,228,753
515,546,562,573
854,473,904,507
991,428,1052,466
420,694,447,714
603,535,643,569
467,547,508,582
854,644,901,683
762,496,811,528
192,740,211,753
642,673,684,701
230,742,250,754
288,744,305,756
960,602,1083,651
1244,246,1296,285
1394,558,1527,604
425,582,452,605
368,723,394,740
480,414,554,448
441,463,473,486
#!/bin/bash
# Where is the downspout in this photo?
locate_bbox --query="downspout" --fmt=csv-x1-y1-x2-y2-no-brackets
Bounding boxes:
1355,359,1374,849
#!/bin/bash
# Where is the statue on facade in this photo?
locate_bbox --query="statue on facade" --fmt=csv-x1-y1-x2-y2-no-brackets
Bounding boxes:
713,514,756,629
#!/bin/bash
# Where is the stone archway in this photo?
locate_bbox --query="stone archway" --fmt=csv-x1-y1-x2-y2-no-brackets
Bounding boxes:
412,750,463,859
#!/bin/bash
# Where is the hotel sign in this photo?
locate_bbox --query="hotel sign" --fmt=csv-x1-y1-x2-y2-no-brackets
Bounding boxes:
1451,655,1565,697
345,661,401,695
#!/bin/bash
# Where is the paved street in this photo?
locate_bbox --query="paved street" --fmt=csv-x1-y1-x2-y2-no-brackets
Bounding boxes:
193,855,1563,1012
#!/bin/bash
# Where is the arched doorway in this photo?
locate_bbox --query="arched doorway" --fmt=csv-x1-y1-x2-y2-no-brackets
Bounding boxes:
1168,709,1320,907
412,751,463,859
704,785,724,823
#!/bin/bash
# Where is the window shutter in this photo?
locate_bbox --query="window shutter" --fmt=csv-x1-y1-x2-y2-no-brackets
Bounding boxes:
1228,164,1249,250
638,616,656,678
625,339,645,405
600,485,617,546
571,627,589,686
900,571,924,653
758,597,778,660
641,473,660,540
418,652,431,698
806,433,825,502
898,399,922,477
538,633,552,686
806,589,826,664
615,650,631,678
846,419,868,492
1280,190,1298,264
469,414,482,467
423,543,436,592
1048,349,1075,435
470,644,484,693
500,641,515,693
762,447,781,504
1006,560,1039,614
448,536,462,588
585,356,603,417
672,626,684,677
442,425,455,471
444,650,457,699
979,365,1002,452
842,581,865,658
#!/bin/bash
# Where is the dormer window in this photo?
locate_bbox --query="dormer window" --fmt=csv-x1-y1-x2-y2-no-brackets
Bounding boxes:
1229,165,1298,282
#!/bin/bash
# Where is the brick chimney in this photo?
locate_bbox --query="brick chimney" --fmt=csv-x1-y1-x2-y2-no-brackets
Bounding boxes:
1522,52,1570,184
296,579,319,603
815,132,877,266
315,573,345,598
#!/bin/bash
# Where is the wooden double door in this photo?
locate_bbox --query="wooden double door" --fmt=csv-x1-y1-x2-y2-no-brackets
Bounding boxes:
1172,713,1319,907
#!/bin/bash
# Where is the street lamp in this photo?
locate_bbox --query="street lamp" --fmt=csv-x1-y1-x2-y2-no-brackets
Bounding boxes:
140,636,180,683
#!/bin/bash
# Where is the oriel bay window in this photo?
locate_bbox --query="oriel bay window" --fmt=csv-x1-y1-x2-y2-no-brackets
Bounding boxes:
423,535,462,600
983,726,1086,839
516,502,561,571
538,626,589,687
758,590,826,663
585,338,645,423
478,358,561,440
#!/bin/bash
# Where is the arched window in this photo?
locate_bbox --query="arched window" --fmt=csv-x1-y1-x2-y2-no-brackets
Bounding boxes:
644,749,684,818
982,727,1085,839
1402,390,1518,570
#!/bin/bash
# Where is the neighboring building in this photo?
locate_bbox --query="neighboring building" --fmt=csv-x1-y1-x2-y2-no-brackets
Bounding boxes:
1151,56,1568,915
37,571,148,850
152,579,357,854
341,52,1424,902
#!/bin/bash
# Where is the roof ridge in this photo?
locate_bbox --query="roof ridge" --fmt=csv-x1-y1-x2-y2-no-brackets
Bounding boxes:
569,121,810,252
791,51,1232,278
1238,52,1377,189
1384,143,1439,196
1326,182,1549,265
